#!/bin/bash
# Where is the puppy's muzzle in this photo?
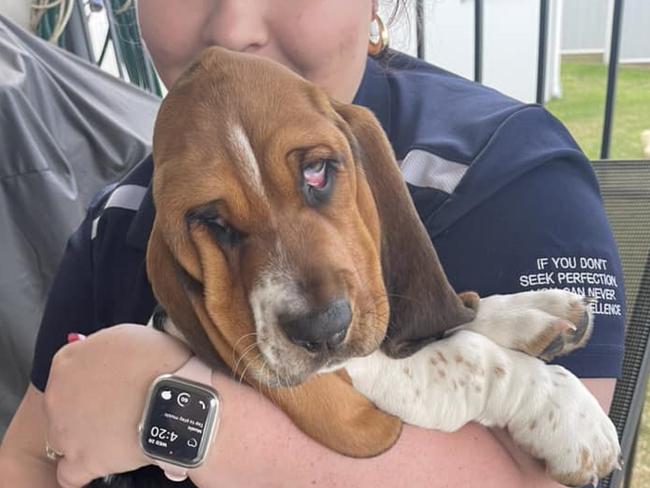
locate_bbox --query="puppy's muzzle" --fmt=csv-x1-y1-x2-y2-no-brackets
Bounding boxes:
278,299,352,353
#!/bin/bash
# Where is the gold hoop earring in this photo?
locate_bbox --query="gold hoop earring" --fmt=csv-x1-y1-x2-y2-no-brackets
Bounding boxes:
368,14,389,57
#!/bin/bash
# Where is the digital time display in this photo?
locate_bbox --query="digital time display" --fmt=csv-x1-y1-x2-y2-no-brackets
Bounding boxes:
149,426,179,442
140,377,218,467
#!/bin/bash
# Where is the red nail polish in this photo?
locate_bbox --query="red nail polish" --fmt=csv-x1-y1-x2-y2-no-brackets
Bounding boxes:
67,333,86,343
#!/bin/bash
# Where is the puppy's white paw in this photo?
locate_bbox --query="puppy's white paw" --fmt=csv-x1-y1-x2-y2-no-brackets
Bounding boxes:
509,365,620,486
466,289,593,360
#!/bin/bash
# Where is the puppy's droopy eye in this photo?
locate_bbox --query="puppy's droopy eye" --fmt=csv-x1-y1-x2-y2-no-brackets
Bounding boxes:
202,216,244,247
207,215,228,229
187,204,245,247
303,160,327,189
301,159,337,207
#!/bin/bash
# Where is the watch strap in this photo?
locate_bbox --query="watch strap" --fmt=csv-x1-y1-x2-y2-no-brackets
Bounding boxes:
158,463,190,482
155,356,214,482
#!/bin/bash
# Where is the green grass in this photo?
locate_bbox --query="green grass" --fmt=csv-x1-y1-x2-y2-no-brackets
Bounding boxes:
546,55,650,160
547,56,650,487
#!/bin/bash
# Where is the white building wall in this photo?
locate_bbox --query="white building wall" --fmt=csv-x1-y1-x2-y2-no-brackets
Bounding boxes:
561,0,650,64
381,0,561,104
561,0,609,54
619,0,650,63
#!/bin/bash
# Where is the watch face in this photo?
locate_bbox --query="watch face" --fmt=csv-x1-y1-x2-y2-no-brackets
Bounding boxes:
140,377,219,467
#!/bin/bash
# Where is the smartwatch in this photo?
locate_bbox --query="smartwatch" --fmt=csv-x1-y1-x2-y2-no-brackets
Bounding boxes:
139,356,221,482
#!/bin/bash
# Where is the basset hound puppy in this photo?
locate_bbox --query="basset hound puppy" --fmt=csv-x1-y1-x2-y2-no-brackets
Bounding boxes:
135,47,619,487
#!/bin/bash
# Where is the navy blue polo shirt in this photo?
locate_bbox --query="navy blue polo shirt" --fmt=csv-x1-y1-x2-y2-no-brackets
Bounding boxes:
31,51,625,392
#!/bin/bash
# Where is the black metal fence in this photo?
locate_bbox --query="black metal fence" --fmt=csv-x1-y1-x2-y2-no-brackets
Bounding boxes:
415,0,628,160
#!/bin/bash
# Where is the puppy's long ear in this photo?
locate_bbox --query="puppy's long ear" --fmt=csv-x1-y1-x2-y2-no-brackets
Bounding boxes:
146,222,227,371
334,102,477,358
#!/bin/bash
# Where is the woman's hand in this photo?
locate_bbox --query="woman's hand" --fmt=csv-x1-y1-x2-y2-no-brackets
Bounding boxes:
44,324,192,488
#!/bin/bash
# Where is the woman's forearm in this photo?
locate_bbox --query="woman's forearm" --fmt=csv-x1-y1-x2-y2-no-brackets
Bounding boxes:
0,452,61,488
0,384,62,488
4,375,540,488
190,371,563,488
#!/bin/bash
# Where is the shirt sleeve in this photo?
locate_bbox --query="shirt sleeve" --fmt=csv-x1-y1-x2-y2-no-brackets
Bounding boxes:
426,110,625,379
30,212,97,392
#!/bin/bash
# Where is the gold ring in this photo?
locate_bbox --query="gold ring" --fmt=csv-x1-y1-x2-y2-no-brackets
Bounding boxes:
45,442,64,461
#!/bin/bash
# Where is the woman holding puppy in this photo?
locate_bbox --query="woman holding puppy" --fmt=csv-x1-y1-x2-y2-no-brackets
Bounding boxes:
0,1,624,486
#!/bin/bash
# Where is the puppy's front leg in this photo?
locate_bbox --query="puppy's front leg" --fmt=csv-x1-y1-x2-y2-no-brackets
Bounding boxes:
461,289,594,361
346,331,620,486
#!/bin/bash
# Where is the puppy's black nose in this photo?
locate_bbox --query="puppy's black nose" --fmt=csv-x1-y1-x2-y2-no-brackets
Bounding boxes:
278,299,351,352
